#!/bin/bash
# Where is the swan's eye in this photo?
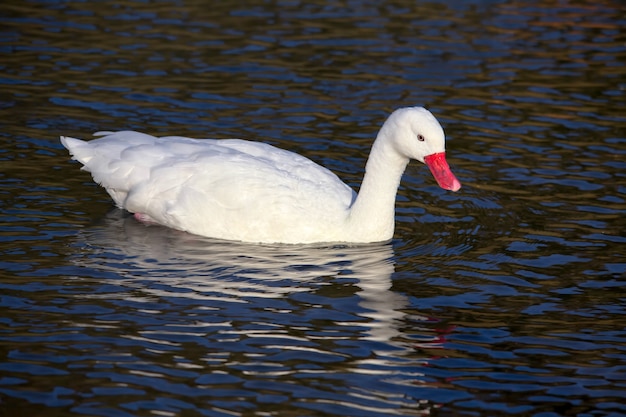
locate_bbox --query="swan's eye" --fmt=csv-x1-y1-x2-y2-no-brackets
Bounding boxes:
417,134,425,142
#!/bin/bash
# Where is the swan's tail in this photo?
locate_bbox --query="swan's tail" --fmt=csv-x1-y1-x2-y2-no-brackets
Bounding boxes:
60,136,93,165
60,135,130,208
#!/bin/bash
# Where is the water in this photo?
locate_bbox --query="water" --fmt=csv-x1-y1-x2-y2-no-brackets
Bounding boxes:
1,0,625,416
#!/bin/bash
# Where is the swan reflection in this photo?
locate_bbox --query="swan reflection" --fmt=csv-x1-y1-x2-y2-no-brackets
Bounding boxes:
71,210,420,346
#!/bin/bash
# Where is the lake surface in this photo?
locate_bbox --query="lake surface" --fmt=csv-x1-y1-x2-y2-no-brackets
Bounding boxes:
1,0,625,416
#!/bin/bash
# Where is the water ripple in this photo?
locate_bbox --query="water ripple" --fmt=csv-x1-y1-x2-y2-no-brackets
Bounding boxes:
1,0,625,415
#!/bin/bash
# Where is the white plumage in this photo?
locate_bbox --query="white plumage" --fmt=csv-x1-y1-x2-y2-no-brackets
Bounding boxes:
61,107,461,244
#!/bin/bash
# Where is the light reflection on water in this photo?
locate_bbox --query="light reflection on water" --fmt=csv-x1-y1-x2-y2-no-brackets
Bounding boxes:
7,211,445,415
1,0,625,415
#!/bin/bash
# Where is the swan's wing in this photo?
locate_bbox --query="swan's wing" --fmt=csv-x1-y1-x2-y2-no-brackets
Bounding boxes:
162,136,348,194
124,139,356,235
62,132,356,239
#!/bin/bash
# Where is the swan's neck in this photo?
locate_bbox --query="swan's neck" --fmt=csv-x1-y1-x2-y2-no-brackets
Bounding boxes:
346,134,409,242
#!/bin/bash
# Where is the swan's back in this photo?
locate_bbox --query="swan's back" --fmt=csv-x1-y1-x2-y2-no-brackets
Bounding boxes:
61,131,356,243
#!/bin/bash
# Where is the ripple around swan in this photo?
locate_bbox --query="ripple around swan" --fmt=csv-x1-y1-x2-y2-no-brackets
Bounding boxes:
2,0,626,415
1,210,452,416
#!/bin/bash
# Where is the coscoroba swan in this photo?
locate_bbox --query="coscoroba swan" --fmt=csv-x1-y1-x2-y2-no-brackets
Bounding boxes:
61,107,461,244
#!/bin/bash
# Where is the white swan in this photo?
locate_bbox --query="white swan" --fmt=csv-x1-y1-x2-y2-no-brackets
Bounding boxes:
61,107,461,244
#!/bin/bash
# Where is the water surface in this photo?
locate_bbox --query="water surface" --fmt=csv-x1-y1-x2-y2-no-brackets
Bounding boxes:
1,0,625,416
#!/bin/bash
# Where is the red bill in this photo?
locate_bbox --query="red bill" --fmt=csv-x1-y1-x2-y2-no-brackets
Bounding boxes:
424,152,461,192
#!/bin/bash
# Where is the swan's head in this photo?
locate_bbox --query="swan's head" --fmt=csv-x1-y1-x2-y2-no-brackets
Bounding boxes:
383,107,461,192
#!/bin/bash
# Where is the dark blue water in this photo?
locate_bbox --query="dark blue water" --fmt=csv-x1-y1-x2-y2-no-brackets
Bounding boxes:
1,0,625,416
